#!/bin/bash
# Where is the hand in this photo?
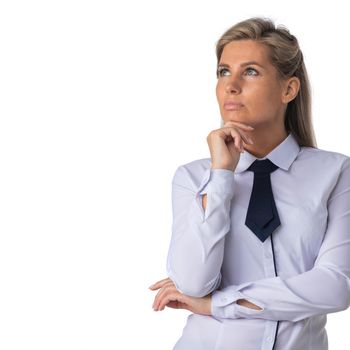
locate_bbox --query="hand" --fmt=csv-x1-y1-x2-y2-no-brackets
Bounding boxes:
207,121,254,172
149,277,212,316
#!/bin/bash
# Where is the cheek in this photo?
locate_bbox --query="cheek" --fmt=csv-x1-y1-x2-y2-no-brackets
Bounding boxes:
216,84,225,106
248,84,282,108
216,82,222,98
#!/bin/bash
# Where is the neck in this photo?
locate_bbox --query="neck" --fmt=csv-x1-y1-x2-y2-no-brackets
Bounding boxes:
243,124,288,159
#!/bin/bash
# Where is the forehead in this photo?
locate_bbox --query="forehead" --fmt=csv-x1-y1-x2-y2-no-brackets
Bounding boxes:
219,40,272,65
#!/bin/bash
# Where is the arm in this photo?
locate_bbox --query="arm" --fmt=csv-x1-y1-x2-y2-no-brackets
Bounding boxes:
166,164,235,297
211,157,350,322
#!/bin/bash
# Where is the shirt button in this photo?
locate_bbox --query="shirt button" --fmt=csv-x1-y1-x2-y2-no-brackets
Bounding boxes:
265,252,272,259
266,336,273,343
221,297,228,302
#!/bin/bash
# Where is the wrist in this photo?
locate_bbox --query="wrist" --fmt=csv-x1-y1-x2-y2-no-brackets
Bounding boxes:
237,298,263,310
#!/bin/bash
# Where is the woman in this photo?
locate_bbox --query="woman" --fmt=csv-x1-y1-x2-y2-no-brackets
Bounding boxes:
149,17,350,350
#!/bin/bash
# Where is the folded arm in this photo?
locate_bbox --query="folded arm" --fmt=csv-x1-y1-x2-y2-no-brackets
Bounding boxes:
211,157,350,322
166,164,235,297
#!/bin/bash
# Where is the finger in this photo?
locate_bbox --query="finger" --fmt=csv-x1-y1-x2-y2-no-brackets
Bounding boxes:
153,282,177,310
158,291,184,311
153,282,179,310
152,281,174,308
233,128,251,145
224,120,254,129
218,127,240,152
149,277,171,290
226,137,239,155
229,128,243,152
224,124,254,145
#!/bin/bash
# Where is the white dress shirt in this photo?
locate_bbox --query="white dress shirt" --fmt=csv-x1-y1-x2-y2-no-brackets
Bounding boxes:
166,132,350,350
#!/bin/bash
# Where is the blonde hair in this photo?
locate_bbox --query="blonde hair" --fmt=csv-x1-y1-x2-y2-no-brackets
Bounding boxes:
216,17,317,148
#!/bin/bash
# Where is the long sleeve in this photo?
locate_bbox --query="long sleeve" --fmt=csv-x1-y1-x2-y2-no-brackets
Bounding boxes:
166,164,235,297
211,157,350,323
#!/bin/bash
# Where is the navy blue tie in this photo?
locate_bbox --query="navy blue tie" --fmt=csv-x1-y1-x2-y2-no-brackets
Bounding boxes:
245,159,281,242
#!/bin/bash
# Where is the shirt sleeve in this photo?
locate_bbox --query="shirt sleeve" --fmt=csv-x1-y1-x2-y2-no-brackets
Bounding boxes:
211,157,350,323
166,164,235,297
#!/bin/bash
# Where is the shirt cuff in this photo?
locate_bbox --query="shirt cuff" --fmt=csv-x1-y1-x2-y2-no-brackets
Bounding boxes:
199,168,235,196
211,285,266,319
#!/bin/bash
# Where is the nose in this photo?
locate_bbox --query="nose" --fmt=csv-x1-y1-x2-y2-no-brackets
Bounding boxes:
225,74,242,94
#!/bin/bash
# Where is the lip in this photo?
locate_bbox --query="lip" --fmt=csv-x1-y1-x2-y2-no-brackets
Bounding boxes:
224,102,244,111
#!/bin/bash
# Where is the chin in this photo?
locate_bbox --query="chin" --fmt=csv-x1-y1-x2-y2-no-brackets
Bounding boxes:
225,117,245,123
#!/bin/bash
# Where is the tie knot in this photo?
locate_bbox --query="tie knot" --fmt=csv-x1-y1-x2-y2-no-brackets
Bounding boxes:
247,158,279,174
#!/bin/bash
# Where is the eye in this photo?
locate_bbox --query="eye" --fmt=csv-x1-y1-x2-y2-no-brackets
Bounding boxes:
245,67,258,76
217,66,259,78
217,67,230,77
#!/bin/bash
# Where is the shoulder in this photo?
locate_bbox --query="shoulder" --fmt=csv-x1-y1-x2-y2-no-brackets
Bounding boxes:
298,147,350,189
171,157,211,191
298,146,350,170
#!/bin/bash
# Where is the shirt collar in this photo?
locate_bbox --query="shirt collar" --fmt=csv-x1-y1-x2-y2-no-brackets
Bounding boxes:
234,132,301,174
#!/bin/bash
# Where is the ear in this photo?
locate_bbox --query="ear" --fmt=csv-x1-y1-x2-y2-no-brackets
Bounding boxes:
281,76,300,104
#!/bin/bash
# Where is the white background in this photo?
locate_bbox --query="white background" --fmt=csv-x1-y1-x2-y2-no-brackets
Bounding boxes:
0,0,349,349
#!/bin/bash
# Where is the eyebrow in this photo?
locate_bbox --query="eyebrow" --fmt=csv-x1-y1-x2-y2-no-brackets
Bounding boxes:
217,61,265,69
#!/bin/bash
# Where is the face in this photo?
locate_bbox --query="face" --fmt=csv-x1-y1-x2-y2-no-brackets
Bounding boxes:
216,40,291,128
